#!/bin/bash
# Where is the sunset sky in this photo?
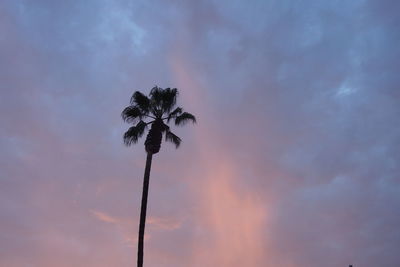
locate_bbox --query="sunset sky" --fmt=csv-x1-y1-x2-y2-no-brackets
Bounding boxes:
1,0,399,266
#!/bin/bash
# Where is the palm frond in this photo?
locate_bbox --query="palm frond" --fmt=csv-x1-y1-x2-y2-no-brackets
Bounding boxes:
149,86,163,108
160,88,178,113
175,112,197,126
165,129,181,148
130,91,150,113
121,106,143,123
123,120,147,146
167,107,182,122
149,87,179,115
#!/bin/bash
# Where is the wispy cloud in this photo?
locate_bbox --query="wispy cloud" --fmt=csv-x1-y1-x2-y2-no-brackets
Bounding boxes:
148,216,183,231
90,210,120,224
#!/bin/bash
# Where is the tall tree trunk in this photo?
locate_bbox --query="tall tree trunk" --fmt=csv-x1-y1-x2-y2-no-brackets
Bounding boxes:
137,152,153,267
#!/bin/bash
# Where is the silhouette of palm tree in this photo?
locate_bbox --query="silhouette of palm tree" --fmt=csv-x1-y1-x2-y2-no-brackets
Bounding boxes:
122,86,196,267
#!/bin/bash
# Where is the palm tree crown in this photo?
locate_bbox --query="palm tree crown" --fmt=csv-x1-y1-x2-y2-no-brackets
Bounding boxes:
122,86,196,153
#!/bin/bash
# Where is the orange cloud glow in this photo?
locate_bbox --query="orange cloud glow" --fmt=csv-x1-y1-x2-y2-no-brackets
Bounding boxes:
171,55,268,266
191,164,267,266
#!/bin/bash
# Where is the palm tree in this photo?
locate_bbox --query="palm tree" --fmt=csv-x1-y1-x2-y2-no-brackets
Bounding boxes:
122,86,196,267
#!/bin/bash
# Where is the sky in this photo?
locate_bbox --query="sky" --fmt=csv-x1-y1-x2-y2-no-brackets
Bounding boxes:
0,0,399,266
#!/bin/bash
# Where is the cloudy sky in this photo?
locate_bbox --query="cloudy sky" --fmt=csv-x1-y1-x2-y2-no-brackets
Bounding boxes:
1,0,399,266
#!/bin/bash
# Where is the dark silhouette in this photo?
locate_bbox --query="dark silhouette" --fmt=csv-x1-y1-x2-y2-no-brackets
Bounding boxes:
122,86,196,267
